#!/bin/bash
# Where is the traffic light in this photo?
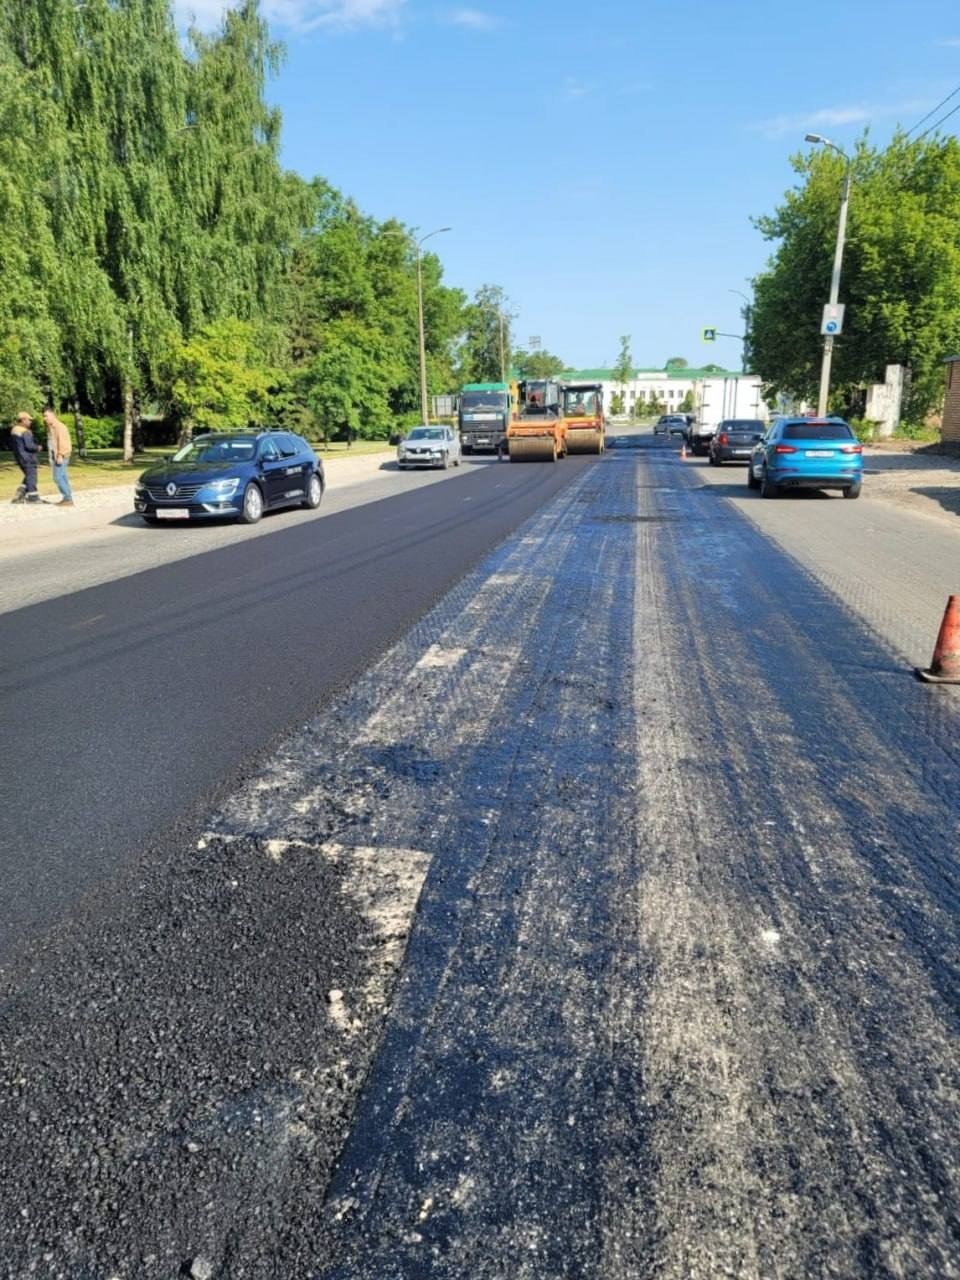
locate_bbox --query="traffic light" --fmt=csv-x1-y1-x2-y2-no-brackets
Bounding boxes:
702,327,717,342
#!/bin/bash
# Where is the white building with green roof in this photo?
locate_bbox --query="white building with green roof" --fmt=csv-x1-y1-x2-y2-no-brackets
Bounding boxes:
563,365,769,421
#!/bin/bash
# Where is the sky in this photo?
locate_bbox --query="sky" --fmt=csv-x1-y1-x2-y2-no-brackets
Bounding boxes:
177,0,960,371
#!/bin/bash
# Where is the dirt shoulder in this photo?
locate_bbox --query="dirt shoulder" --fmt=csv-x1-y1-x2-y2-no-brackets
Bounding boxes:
861,445,960,526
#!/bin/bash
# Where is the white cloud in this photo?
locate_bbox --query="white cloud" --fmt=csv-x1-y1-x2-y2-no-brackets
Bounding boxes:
176,0,405,32
445,7,499,30
750,105,873,139
750,98,936,140
563,77,591,100
938,37,960,47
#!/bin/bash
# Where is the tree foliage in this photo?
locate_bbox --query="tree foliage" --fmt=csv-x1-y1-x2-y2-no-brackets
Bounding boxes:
457,285,512,384
0,0,475,443
289,197,467,438
612,335,633,390
748,133,960,417
172,318,283,433
513,348,566,378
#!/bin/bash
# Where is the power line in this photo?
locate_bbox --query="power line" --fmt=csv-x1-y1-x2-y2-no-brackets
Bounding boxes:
916,99,960,141
905,84,960,137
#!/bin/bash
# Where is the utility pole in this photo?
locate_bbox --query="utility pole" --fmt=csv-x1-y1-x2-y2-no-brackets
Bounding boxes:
806,134,852,417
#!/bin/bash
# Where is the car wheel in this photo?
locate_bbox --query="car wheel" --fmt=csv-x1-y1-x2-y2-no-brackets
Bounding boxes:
239,482,264,524
747,463,760,490
843,482,862,500
302,472,323,509
760,469,779,499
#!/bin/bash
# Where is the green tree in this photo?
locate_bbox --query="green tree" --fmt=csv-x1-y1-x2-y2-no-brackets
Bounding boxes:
458,284,511,383
288,198,466,438
749,132,960,417
172,317,283,435
612,335,633,401
665,356,689,369
514,348,566,378
609,392,625,415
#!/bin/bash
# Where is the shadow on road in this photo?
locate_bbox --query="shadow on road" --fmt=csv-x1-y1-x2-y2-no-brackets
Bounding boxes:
910,486,960,519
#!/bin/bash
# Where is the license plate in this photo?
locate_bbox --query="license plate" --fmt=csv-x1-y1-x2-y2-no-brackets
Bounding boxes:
732,449,749,456
805,449,833,457
476,438,490,445
157,508,189,520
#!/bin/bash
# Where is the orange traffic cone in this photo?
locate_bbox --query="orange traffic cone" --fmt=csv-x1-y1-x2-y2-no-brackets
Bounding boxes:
680,442,687,461
916,595,960,684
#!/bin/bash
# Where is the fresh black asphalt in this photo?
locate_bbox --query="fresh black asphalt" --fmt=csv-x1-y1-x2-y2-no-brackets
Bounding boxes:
0,458,590,957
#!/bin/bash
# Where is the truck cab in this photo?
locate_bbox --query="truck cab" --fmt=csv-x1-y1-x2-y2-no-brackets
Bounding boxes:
458,383,514,454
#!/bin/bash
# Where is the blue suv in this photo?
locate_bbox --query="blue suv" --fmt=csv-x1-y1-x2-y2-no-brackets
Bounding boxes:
135,430,325,524
747,416,863,499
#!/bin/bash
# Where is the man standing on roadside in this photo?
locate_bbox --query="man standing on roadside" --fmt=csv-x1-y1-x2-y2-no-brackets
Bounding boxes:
10,412,41,503
43,407,74,507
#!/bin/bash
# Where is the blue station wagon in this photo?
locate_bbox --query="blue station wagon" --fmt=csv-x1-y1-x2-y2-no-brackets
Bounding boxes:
134,430,325,525
747,416,863,499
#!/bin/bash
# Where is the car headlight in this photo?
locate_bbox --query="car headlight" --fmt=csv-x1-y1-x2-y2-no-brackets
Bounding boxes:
134,481,146,494
203,478,240,496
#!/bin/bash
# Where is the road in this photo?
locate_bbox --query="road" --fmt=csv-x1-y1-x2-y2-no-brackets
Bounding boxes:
1,433,959,1278
0,454,588,953
0,453,498,615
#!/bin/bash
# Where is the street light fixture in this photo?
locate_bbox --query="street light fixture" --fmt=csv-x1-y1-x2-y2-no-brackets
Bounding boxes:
805,134,852,416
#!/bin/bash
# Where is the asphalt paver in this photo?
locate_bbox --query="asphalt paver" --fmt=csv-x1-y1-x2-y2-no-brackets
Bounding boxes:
1,437,959,1278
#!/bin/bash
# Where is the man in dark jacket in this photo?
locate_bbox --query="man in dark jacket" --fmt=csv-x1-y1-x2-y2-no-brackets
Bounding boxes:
10,412,40,503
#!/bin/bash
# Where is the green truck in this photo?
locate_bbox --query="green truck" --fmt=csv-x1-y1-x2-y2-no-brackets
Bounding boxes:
458,382,515,454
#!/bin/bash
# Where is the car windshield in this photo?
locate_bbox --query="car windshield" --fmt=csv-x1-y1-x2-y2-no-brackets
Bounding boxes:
407,428,444,440
724,420,764,431
172,437,256,463
782,422,853,440
462,392,507,411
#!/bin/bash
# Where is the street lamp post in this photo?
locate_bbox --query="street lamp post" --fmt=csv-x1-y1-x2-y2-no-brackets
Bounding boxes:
728,288,752,368
415,227,451,423
479,299,508,381
805,133,852,417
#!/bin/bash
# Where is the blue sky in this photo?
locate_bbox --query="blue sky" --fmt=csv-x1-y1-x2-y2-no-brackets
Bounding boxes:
181,0,960,370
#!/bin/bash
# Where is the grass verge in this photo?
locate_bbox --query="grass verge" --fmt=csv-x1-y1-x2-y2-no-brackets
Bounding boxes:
0,440,392,502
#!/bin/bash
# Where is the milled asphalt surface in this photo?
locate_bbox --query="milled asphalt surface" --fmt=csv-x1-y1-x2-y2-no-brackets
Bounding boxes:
2,433,960,1277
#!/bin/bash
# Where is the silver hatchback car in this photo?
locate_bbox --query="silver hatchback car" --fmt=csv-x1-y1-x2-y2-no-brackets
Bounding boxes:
397,425,462,470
